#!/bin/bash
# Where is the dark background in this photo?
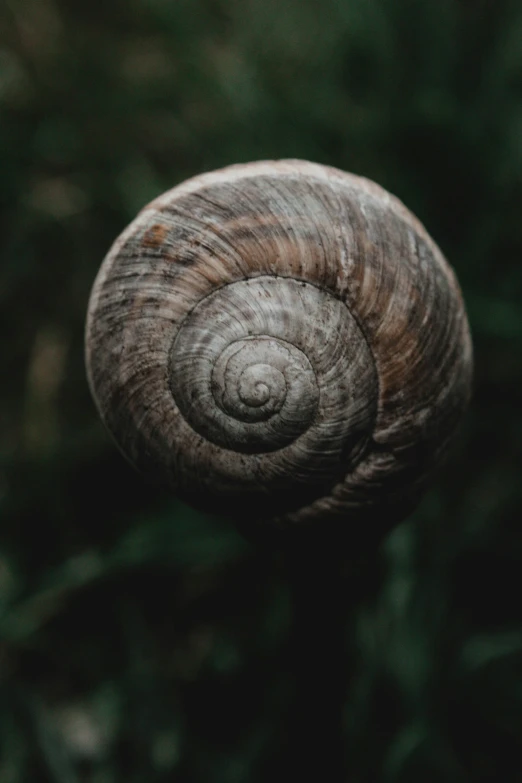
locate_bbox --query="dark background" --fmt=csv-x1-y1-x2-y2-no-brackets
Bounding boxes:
1,0,521,781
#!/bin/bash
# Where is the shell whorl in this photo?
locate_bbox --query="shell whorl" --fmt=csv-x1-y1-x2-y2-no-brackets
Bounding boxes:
86,160,472,526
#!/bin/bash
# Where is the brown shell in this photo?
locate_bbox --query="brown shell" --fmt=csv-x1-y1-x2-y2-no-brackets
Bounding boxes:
85,160,473,527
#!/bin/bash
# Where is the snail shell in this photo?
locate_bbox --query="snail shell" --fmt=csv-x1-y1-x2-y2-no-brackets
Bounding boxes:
86,160,472,527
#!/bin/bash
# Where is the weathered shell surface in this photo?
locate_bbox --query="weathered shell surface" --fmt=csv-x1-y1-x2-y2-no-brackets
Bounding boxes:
86,160,472,526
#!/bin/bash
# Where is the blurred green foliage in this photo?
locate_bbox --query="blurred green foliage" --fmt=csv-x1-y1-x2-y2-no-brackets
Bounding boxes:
1,0,522,780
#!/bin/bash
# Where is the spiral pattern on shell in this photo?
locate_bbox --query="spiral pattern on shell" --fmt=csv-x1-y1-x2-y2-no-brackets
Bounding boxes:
86,160,472,525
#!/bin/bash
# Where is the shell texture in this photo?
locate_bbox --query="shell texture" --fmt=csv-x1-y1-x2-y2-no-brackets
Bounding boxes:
86,160,472,526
